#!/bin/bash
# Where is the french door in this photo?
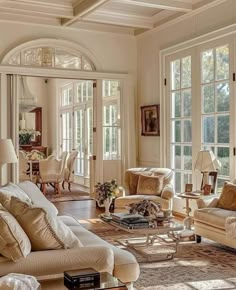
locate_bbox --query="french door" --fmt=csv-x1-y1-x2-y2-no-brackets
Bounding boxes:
60,80,94,187
165,37,235,194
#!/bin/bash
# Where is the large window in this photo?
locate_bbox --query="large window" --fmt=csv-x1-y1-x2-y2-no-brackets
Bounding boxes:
8,46,94,70
166,38,234,194
201,45,230,191
102,80,121,160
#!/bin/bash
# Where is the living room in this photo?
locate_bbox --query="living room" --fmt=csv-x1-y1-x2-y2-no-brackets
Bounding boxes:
0,0,236,289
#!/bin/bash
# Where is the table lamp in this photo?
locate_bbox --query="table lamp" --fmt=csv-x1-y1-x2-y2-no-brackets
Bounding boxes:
0,139,18,185
194,150,220,190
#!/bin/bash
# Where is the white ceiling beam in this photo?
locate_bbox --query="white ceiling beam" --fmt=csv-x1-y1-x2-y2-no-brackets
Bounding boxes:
62,0,109,26
112,0,193,12
0,12,61,26
152,10,177,23
0,2,73,18
9,0,72,8
83,10,154,29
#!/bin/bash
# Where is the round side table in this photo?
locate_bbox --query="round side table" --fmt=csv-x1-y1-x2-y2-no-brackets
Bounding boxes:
178,193,201,230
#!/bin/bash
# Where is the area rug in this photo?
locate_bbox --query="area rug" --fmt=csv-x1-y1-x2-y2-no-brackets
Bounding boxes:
79,218,236,290
45,183,91,202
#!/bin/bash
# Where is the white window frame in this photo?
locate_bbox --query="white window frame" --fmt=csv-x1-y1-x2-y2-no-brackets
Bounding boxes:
161,32,236,192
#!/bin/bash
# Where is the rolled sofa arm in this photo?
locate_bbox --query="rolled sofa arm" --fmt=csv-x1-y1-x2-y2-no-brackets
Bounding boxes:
161,184,174,200
196,197,219,209
0,246,114,278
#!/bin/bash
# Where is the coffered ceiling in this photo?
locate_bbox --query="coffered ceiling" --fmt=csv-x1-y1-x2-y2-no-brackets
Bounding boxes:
0,0,226,34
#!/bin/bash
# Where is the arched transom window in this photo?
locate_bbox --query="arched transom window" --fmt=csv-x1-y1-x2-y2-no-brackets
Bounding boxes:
8,46,95,71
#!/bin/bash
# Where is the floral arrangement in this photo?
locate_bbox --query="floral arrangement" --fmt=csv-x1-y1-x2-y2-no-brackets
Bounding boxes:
19,129,41,145
26,150,45,161
95,179,118,205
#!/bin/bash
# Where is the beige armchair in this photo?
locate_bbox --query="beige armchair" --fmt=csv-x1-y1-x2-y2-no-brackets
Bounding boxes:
62,150,78,192
194,182,236,248
114,168,174,212
38,152,68,195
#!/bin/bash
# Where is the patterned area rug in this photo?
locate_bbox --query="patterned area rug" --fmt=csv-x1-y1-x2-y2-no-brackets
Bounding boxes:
45,183,91,202
80,218,236,290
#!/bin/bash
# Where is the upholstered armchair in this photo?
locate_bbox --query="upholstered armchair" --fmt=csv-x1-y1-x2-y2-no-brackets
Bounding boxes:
114,168,174,212
62,150,78,191
38,152,68,194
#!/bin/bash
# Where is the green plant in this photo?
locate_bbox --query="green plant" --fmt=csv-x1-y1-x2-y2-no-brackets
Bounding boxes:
95,179,118,204
19,129,41,145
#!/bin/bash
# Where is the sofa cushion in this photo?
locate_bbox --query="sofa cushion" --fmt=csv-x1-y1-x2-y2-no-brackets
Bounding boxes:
18,181,58,216
0,183,31,204
0,204,31,262
194,207,236,230
137,175,164,196
217,182,236,211
3,197,82,251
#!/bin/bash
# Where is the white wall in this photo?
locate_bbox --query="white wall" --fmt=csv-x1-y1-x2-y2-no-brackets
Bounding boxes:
137,0,236,168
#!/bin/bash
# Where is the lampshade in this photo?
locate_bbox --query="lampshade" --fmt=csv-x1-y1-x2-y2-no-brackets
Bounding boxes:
194,150,220,172
0,139,18,164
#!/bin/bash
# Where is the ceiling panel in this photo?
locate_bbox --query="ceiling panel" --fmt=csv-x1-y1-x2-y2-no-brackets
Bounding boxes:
101,1,162,17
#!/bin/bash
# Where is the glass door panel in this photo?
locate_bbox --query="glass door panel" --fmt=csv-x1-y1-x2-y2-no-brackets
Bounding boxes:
170,55,192,193
74,80,93,181
102,80,121,160
201,45,230,192
61,111,72,152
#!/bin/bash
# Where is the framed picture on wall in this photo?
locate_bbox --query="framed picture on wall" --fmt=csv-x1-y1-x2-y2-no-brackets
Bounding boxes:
141,105,160,136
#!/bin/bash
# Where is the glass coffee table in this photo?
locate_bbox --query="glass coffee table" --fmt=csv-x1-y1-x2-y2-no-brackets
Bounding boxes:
100,215,184,262
38,272,127,290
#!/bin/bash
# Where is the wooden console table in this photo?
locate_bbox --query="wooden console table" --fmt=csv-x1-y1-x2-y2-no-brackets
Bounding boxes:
20,145,48,157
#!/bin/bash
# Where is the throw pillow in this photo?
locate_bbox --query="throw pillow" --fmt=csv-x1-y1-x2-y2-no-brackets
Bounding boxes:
3,197,82,251
217,182,236,211
136,175,164,196
17,181,58,216
0,182,32,205
126,171,153,195
0,204,31,262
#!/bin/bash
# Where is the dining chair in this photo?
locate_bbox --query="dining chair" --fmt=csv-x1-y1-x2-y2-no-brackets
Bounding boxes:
19,150,31,182
38,151,68,195
62,150,78,192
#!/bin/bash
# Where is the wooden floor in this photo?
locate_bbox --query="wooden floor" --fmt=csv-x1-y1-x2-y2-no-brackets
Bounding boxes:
54,200,183,223
54,200,103,219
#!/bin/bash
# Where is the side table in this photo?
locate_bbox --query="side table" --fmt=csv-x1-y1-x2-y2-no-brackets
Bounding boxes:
178,192,201,230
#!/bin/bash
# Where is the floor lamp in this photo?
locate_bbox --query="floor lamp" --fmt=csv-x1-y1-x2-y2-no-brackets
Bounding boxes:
0,139,18,186
194,150,220,193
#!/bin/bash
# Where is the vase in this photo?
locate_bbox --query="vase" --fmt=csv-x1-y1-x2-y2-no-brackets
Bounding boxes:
103,198,112,217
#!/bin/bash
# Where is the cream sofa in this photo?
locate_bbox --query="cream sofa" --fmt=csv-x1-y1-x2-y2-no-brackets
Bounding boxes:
0,181,140,289
115,168,174,212
194,196,236,248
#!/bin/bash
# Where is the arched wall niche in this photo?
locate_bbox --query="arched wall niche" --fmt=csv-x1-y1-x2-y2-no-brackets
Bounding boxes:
1,38,102,71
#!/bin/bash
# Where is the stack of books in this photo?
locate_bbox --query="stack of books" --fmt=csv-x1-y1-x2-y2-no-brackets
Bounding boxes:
111,213,150,229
